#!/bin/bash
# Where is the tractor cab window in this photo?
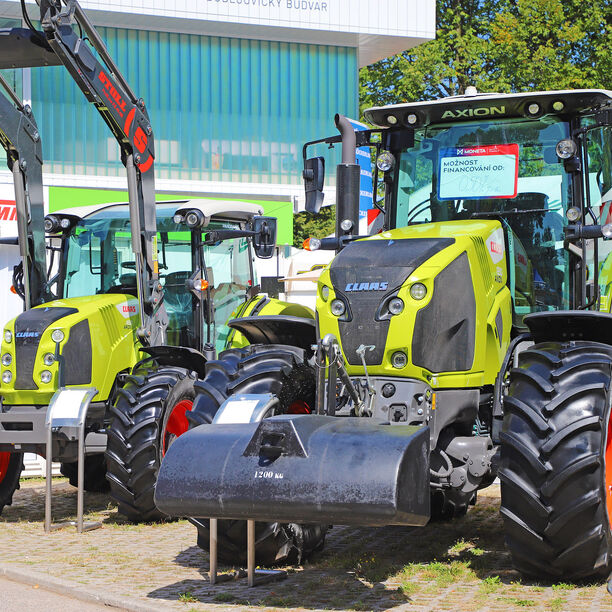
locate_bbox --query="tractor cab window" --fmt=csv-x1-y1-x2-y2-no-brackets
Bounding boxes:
395,117,573,318
203,230,253,352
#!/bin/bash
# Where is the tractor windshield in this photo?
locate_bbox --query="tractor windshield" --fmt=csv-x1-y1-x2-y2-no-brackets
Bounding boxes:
57,203,253,351
394,117,572,313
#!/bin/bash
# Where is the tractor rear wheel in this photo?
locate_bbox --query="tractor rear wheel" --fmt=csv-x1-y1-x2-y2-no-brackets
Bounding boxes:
105,364,197,522
60,454,110,492
499,341,612,579
0,452,23,515
186,344,327,566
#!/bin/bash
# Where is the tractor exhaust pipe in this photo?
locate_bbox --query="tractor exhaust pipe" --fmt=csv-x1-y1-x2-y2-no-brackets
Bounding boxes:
334,114,360,245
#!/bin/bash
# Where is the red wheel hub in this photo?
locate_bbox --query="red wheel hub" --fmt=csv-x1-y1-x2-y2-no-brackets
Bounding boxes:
162,399,193,455
287,400,312,415
0,452,11,484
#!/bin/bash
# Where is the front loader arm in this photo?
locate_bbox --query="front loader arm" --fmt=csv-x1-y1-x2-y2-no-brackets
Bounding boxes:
0,73,46,308
3,0,166,343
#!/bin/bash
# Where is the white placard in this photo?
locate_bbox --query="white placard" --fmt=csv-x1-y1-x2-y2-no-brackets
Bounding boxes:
214,399,260,424
438,144,519,200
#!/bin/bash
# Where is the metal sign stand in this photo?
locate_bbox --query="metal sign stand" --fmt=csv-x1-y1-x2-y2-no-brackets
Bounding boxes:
208,518,287,587
44,387,102,533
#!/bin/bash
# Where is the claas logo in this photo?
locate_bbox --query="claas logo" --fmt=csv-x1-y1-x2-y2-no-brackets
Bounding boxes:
0,200,16,222
122,305,137,313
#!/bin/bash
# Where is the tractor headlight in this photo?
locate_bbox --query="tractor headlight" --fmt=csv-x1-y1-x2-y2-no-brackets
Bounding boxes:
43,353,55,366
40,370,52,384
4,330,12,344
51,329,64,343
410,283,427,300
566,207,581,222
1,353,12,366
2,370,12,383
330,299,346,317
391,351,407,369
388,297,404,315
556,138,577,160
184,209,205,228
603,224,612,239
376,151,395,172
320,286,330,302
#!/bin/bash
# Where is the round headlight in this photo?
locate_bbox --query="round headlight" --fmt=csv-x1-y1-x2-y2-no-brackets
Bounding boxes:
391,351,407,369
603,224,612,239
340,219,353,232
320,286,330,302
43,353,55,366
172,214,183,225
566,206,581,222
388,297,404,315
552,100,565,112
556,138,577,160
386,114,398,125
406,113,418,125
410,283,427,300
3,330,11,344
1,353,12,366
331,299,346,317
51,329,64,343
40,370,52,384
2,370,12,383
376,151,396,173
60,217,71,229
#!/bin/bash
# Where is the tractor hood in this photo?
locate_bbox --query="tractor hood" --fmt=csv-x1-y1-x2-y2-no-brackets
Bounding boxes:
0,294,141,405
317,220,511,387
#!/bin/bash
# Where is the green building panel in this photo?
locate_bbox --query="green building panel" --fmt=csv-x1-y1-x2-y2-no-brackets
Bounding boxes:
31,27,358,185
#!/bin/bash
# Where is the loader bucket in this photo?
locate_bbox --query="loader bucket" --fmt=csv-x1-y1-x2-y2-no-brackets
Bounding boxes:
155,415,430,526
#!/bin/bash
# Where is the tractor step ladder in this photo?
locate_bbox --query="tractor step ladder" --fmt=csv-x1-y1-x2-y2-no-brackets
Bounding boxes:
44,387,101,533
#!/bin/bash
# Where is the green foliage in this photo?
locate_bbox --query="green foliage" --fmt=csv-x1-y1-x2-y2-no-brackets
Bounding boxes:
293,206,336,248
360,0,611,111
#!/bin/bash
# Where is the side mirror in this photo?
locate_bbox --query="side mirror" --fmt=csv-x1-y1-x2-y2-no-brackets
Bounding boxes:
303,156,325,213
252,216,277,259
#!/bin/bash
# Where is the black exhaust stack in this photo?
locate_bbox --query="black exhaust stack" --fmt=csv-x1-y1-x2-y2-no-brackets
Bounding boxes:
334,114,361,244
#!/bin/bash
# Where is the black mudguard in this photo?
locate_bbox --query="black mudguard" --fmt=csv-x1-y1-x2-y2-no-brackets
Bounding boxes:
524,310,612,344
228,315,316,352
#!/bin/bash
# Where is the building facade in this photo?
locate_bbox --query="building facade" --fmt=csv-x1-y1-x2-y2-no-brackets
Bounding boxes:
0,0,434,241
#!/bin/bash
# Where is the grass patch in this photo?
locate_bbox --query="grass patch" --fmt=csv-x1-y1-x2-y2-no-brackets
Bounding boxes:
178,591,199,603
499,596,536,607
480,575,501,594
551,582,575,591
549,597,566,611
213,592,236,602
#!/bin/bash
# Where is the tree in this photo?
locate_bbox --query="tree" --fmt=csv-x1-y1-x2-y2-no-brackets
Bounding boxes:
293,206,335,248
359,0,611,111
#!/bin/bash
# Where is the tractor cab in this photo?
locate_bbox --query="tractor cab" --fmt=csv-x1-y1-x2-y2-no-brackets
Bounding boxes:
44,199,262,353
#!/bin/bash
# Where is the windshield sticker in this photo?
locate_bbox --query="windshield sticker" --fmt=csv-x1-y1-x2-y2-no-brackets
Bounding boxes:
438,144,519,200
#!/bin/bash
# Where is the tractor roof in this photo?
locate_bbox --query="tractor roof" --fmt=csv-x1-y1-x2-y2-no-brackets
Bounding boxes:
364,89,612,129
53,199,263,225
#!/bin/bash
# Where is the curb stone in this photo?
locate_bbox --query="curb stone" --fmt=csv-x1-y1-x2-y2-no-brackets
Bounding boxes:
0,563,155,612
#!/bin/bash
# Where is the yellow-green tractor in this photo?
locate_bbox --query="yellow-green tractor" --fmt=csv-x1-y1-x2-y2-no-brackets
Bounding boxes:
0,0,313,536
157,89,612,579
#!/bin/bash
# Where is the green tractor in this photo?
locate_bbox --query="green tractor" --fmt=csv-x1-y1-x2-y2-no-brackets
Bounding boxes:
0,0,312,524
157,88,612,579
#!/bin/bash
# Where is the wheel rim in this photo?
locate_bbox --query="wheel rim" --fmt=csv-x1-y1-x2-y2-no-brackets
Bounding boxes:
162,399,193,455
0,452,11,484
606,415,612,529
287,400,311,415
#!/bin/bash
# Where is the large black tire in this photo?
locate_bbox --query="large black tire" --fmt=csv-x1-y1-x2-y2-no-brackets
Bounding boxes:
105,364,197,522
186,344,327,566
0,452,23,515
499,341,612,580
60,454,110,493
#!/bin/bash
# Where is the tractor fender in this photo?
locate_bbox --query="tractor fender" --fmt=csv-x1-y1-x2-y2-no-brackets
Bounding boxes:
140,345,207,377
524,310,612,345
228,316,316,352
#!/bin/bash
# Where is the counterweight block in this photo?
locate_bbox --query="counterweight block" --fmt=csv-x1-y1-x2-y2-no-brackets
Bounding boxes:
155,415,431,526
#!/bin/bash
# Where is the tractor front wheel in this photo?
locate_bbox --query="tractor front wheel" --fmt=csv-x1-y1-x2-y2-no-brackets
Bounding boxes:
105,364,197,522
499,341,612,580
0,452,23,515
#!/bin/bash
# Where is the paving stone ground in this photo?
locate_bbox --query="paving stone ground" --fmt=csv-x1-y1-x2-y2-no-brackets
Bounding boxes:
1,478,611,611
